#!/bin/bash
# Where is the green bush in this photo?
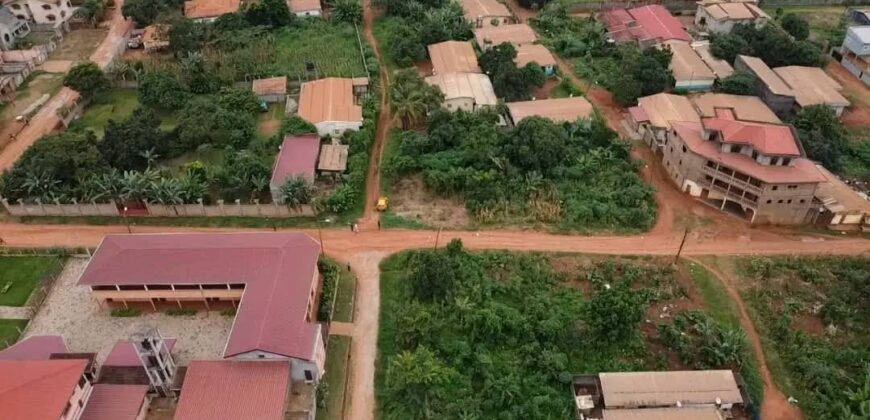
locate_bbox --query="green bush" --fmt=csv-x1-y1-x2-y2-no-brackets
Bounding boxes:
166,308,197,316
317,259,340,322
111,308,142,317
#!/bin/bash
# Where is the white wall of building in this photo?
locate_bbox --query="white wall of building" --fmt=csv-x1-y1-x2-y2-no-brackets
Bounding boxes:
314,120,362,138
8,0,74,25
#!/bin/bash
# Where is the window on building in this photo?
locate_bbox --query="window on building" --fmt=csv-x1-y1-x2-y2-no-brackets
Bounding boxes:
15,15,25,20
800,199,805,203
60,10,65,17
772,186,778,191
67,1,71,6
678,160,682,166
46,14,56,21
304,370,314,382
258,354,265,358
11,3,20,9
4,34,10,43
787,200,792,204
766,200,772,204
787,185,798,190
752,150,759,160
42,4,51,9
778,199,783,203
730,145,741,153
782,157,791,166
682,145,687,153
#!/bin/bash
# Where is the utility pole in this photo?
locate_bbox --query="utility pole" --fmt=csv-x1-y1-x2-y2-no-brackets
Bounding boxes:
674,228,689,265
122,206,131,234
433,227,442,250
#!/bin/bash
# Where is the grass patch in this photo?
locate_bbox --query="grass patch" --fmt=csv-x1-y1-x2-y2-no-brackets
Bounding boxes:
110,308,142,317
333,263,356,323
274,21,367,78
0,256,62,306
316,335,351,420
380,212,430,229
551,78,584,99
77,89,178,138
0,319,29,349
764,6,848,46
220,308,237,317
371,16,405,71
166,309,197,316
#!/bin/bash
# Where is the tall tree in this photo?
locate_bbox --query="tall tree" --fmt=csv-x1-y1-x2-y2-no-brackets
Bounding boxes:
781,13,810,41
138,72,190,109
333,0,363,24
63,62,109,98
390,69,443,129
244,0,293,27
716,72,757,95
100,108,166,171
122,0,167,26
793,105,848,171
479,43,545,101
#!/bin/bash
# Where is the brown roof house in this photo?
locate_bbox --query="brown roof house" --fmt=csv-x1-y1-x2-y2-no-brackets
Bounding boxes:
515,43,557,76
627,93,701,152
288,0,321,17
460,0,512,28
665,41,716,91
298,77,364,137
735,55,850,116
184,0,242,21
695,0,770,34
426,72,498,112
252,76,288,103
474,23,537,50
506,97,594,124
428,40,481,75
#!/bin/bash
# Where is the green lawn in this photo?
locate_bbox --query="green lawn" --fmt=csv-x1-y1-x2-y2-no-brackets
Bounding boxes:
316,335,351,420
0,256,62,306
78,89,179,138
764,6,848,46
332,265,356,323
0,319,29,350
274,21,368,78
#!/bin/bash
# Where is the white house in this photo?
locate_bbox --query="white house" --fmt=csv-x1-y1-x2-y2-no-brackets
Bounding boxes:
425,72,497,112
695,0,769,34
5,0,75,26
0,7,29,50
288,0,321,17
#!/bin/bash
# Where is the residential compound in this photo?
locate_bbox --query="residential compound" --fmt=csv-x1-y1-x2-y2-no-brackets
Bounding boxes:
735,55,850,116
572,370,745,420
694,0,769,34
460,0,512,28
839,25,870,86
298,77,366,137
629,93,826,224
4,0,74,26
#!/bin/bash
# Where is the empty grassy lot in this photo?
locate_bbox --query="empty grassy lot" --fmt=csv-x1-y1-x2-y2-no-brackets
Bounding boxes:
316,335,351,420
77,89,179,138
0,256,62,306
0,319,29,349
274,21,367,79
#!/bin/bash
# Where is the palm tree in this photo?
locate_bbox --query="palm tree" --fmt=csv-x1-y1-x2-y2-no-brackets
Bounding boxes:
106,60,131,82
249,174,270,203
178,175,207,204
22,171,60,201
139,148,160,170
279,176,315,208
120,170,158,203
391,88,428,130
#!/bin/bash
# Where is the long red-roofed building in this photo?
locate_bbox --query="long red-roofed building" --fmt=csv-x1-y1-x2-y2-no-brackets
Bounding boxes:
598,5,691,47
0,359,93,420
77,232,326,383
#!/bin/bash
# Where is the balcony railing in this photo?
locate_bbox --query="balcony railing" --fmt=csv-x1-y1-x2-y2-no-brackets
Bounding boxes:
702,165,763,194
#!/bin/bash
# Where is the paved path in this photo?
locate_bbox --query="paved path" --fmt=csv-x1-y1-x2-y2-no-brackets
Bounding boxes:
0,306,32,319
329,321,355,337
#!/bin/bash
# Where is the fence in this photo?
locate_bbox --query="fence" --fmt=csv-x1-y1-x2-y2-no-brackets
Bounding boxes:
145,200,315,217
1,198,120,217
564,0,869,12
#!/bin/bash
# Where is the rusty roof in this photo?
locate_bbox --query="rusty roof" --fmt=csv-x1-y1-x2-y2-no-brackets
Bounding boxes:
299,78,363,125
515,43,556,68
474,23,538,47
78,233,322,360
692,93,781,124
252,76,288,96
737,55,793,96
665,41,716,82
80,384,149,420
426,72,498,106
175,361,290,420
0,359,88,420
184,0,241,19
599,370,743,408
461,0,511,21
428,41,481,75
773,66,849,108
288,0,320,12
637,93,701,129
506,97,594,123
318,143,349,172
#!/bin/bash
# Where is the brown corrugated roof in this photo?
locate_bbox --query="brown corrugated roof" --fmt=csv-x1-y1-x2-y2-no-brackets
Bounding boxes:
603,407,724,420
298,78,363,125
693,42,733,78
175,361,290,420
474,24,537,47
80,384,149,420
428,41,481,75
288,0,320,12
252,76,287,96
460,0,511,21
773,66,850,108
599,370,743,408
665,41,716,82
104,339,177,367
637,93,701,129
693,93,781,124
515,43,556,68
184,0,241,19
738,55,793,96
506,97,594,123
318,143,349,172
0,359,88,420
425,72,498,106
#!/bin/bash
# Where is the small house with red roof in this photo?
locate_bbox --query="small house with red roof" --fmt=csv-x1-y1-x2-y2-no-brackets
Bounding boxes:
270,134,322,203
598,5,691,48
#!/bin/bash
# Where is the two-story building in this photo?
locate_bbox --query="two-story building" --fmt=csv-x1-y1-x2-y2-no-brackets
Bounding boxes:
840,25,870,86
0,7,29,50
694,0,769,34
460,0,512,28
4,0,74,26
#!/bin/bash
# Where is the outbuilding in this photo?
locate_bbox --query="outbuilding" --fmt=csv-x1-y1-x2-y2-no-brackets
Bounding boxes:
252,76,288,103
298,77,364,137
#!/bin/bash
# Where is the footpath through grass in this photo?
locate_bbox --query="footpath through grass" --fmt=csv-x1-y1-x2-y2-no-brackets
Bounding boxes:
0,256,62,306
0,319,29,349
316,335,351,420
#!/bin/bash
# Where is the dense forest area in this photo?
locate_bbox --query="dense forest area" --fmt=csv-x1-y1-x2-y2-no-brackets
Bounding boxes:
377,243,761,419
739,256,870,419
383,110,656,231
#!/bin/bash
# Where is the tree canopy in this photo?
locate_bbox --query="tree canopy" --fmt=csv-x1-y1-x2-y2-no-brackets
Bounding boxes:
793,105,848,171
479,43,546,101
100,108,167,171
713,23,824,67
716,72,757,96
138,71,190,110
332,0,363,24
63,62,109,98
390,69,444,129
781,13,810,41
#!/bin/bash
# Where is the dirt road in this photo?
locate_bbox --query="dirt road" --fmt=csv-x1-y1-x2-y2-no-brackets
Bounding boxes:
826,61,870,128
0,1,132,172
687,258,805,420
360,0,393,228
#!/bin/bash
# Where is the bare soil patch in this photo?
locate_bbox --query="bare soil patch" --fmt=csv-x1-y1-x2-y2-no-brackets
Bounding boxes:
532,78,560,99
50,28,109,61
390,175,471,228
794,313,825,337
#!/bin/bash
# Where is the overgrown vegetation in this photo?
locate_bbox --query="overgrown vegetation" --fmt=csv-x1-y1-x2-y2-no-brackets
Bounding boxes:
716,72,757,96
382,110,656,231
532,5,673,105
711,23,825,67
479,44,545,102
111,308,143,317
317,258,341,322
792,105,848,172
377,244,758,419
739,256,870,419
165,308,197,316
373,0,472,67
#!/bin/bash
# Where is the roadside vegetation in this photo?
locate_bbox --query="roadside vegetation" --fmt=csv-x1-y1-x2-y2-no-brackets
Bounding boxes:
317,335,351,420
377,243,761,419
382,109,656,231
532,5,673,105
0,256,62,306
0,319,29,349
736,256,870,419
710,22,825,67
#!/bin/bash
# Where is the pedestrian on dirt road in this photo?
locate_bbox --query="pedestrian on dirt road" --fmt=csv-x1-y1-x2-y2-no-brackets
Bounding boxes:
350,223,354,232
377,220,381,230
0,236,5,245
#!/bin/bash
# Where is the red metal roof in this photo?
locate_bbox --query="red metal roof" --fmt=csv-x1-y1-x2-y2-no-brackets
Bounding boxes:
702,118,801,156
80,384,149,420
78,233,321,360
174,360,290,420
673,121,825,184
600,5,690,43
270,134,321,186
104,339,176,367
0,359,88,420
628,106,649,123
0,336,68,360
